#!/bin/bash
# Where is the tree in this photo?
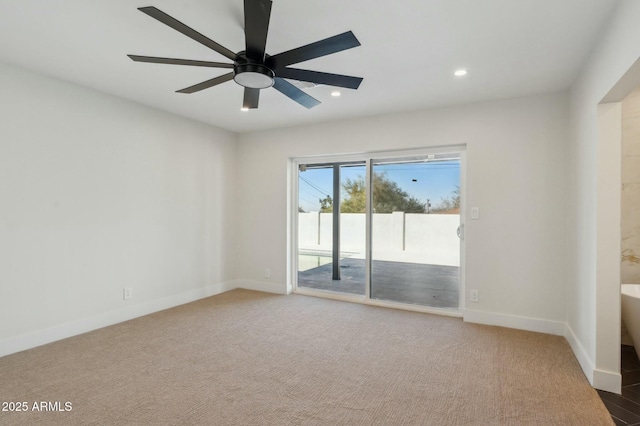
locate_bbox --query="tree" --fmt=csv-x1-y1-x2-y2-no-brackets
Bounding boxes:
319,195,333,212
341,177,366,213
432,186,460,213
341,173,426,213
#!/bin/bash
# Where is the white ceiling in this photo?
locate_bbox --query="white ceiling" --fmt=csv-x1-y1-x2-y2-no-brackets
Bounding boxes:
0,0,619,133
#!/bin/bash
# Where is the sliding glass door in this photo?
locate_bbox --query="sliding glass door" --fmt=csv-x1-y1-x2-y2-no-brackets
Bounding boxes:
295,151,462,310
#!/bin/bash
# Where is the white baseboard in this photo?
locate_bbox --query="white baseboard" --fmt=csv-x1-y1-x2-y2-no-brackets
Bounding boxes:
594,368,622,394
564,323,595,383
565,323,621,393
463,309,566,336
0,284,623,395
235,279,288,295
0,280,236,358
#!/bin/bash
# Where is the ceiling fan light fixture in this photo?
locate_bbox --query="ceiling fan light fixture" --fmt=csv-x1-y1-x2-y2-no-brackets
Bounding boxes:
234,64,275,89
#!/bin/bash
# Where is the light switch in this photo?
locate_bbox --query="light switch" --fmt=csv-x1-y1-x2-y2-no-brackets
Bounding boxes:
471,207,480,220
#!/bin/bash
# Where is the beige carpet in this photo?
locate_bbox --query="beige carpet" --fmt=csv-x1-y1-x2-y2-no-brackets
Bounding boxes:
0,289,613,425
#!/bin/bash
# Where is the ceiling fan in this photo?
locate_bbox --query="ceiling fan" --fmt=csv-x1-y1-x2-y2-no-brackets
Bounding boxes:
128,0,363,110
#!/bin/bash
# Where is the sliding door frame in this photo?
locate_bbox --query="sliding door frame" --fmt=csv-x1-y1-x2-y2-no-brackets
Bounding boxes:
290,145,466,317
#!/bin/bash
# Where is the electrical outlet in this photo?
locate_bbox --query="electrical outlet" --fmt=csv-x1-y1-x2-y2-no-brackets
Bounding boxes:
123,288,132,300
265,268,271,278
469,289,479,303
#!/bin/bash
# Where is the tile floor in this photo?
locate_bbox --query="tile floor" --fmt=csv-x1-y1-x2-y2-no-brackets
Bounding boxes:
599,345,640,425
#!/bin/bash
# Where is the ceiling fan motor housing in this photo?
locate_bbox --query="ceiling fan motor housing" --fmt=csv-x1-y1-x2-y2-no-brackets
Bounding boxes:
233,52,275,89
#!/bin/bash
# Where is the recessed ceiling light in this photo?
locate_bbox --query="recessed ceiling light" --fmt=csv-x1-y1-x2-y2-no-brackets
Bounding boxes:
454,69,468,77
331,91,341,97
240,107,249,112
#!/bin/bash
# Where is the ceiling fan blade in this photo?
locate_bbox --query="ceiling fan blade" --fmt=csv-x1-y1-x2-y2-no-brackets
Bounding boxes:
272,77,320,109
138,7,237,61
275,68,362,90
266,31,361,69
244,0,272,62
128,55,234,68
243,88,260,109
176,72,234,94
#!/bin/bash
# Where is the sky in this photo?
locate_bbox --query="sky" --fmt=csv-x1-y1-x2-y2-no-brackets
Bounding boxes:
298,160,460,212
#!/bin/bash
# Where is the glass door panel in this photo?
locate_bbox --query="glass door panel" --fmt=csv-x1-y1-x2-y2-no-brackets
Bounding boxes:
370,155,461,308
297,162,366,296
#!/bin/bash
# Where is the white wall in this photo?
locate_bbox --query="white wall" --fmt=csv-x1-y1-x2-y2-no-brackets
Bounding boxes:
298,212,460,266
237,92,569,332
567,0,640,393
0,62,238,356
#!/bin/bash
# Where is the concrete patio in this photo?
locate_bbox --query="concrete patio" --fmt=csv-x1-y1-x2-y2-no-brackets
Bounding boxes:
298,258,459,309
